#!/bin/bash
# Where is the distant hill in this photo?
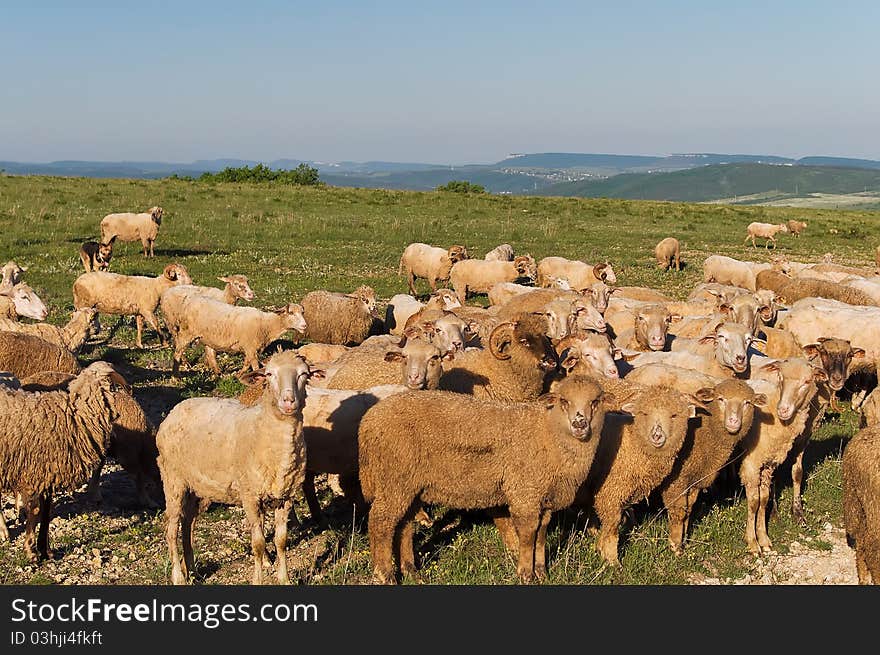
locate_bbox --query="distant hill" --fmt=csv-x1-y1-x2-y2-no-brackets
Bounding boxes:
538,163,880,202
496,152,664,169
322,166,545,194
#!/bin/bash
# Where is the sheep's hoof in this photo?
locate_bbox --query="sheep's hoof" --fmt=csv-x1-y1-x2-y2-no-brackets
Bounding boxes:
669,542,684,556
371,568,397,585
401,566,422,584
534,565,547,581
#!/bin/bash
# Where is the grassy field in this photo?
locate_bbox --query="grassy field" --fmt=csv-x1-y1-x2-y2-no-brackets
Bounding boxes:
1,173,878,585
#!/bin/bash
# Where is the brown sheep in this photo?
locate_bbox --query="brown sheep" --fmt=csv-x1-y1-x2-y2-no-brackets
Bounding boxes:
843,424,880,584
786,220,807,237
654,237,681,271
358,376,615,583
300,286,379,346
756,270,877,307
0,332,81,379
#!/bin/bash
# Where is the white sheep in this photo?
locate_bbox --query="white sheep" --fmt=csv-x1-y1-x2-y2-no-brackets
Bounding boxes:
744,222,789,249
536,256,617,289
399,243,469,294
0,282,48,321
448,256,537,302
484,244,515,261
100,206,164,257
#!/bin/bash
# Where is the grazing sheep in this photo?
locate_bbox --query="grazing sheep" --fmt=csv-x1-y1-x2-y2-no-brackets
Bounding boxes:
399,243,469,294
0,308,97,353
745,222,789,249
654,237,681,271
359,376,614,582
740,358,826,554
157,350,316,585
79,237,115,272
72,263,192,348
575,386,701,564
0,332,81,379
0,261,26,287
300,286,379,346
843,424,880,583
449,256,537,302
170,298,307,375
660,380,765,553
0,362,129,561
537,256,617,289
484,243,514,261
786,220,807,237
756,270,877,307
100,206,164,257
0,283,49,321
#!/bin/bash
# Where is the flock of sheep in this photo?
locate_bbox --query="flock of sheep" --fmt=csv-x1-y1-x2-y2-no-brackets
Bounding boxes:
1,204,880,585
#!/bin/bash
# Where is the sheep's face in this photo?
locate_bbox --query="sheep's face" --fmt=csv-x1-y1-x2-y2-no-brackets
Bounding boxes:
570,298,606,333
621,388,698,451
447,245,469,263
349,286,379,318
587,282,610,314
219,275,255,301
489,319,558,372
635,304,673,351
543,376,611,441
754,290,777,324
560,335,621,380
699,322,754,374
430,314,467,353
150,206,163,224
255,351,314,417
434,289,461,311
7,284,48,320
802,338,865,392
164,263,192,285
513,256,537,282
696,380,765,435
534,300,571,341
384,338,449,390
758,358,826,422
280,304,308,334
726,295,761,334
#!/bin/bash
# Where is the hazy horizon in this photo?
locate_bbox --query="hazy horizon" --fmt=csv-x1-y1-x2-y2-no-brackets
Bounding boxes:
3,1,878,164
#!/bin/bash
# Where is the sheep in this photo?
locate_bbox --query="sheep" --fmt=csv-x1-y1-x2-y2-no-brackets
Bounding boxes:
398,309,470,353
611,286,674,303
484,243,514,261
72,263,192,348
757,326,803,359
536,256,617,289
687,282,749,305
359,375,615,582
0,332,81,379
574,386,701,565
79,237,115,272
169,298,307,375
703,255,787,292
553,331,623,381
496,289,607,334
296,343,350,366
157,350,317,585
100,206,163,257
438,314,559,402
740,358,826,554
0,361,129,561
745,222,789,249
1,261,27,287
612,304,678,352
861,388,880,427
0,308,98,352
669,320,755,376
843,424,880,584
399,243,469,294
778,298,880,364
384,289,461,335
659,380,765,553
756,270,877,307
841,277,880,305
786,219,807,237
449,255,537,302
300,285,379,346
654,237,681,271
0,283,49,321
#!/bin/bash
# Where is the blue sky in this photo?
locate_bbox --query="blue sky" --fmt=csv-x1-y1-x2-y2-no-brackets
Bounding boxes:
2,1,878,163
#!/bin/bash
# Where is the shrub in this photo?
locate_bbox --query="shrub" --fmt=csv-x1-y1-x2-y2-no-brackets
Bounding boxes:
191,163,322,186
436,180,487,194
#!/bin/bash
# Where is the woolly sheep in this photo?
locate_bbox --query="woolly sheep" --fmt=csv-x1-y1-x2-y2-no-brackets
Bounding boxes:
0,308,97,353
0,362,129,561
100,206,164,257
613,303,678,352
654,237,681,271
778,298,880,365
157,350,317,585
861,388,880,427
399,309,469,353
669,320,755,376
0,283,49,321
611,286,674,303
296,342,350,366
786,219,807,237
553,330,622,381
72,263,192,348
0,332,80,379
300,286,379,346
496,289,607,334
756,270,877,307
484,243,514,261
384,289,461,336
399,243,469,294
745,222,789,249
449,256,537,302
359,376,615,582
843,424,880,583
703,255,788,292
537,256,617,289
1,261,27,287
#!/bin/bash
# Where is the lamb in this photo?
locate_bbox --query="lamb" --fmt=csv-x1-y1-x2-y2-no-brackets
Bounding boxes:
79,237,115,272
612,303,678,352
359,375,615,582
449,255,537,302
100,206,163,257
384,289,461,336
72,263,193,348
745,221,789,249
157,350,316,585
0,332,81,379
740,358,826,553
399,243,469,294
169,298,307,375
0,308,98,352
484,243,514,261
786,220,807,237
300,285,379,346
536,256,617,289
0,283,49,321
1,261,27,287
574,386,701,564
843,424,880,583
755,270,877,307
654,237,681,271
659,380,765,553
0,362,129,561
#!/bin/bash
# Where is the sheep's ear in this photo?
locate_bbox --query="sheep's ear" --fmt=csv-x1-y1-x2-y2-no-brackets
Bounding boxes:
802,343,821,359
402,325,422,341
560,349,580,373
384,351,406,363
618,401,637,415
308,368,326,380
694,387,716,404
751,393,768,408
812,367,829,382
607,286,619,295
578,287,595,297
684,393,709,416
286,303,304,314
539,393,559,410
239,369,266,385
759,361,781,373
852,347,866,359
698,334,717,345
218,276,230,283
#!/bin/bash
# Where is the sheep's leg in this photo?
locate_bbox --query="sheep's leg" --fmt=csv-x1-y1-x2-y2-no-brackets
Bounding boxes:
595,505,622,565
675,252,680,271
510,510,540,582
533,511,552,580
180,493,200,581
665,492,688,555
756,467,775,552
140,310,165,346
135,315,145,349
164,486,186,585
85,458,105,504
367,495,407,584
22,494,41,563
37,494,53,560
203,346,221,376
239,350,261,375
491,509,519,554
242,497,267,585
172,335,194,377
397,500,422,581
339,473,368,520
407,271,417,296
149,240,155,258
301,471,324,524
141,238,149,257
791,447,807,524
274,500,292,585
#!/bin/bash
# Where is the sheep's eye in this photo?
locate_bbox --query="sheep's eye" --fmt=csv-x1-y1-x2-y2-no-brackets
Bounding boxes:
519,338,529,344
560,399,570,410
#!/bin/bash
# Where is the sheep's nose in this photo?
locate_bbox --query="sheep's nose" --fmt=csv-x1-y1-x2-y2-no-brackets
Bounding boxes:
606,367,619,379
734,354,746,365
452,340,463,351
726,416,742,432
595,319,606,331
407,373,424,387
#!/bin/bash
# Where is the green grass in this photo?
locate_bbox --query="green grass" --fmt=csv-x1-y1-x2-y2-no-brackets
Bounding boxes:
0,173,877,585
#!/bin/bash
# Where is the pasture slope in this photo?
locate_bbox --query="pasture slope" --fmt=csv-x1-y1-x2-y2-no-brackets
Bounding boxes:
0,173,877,585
